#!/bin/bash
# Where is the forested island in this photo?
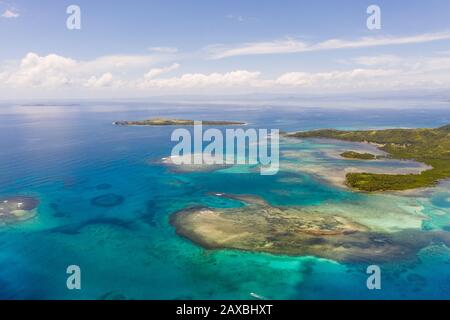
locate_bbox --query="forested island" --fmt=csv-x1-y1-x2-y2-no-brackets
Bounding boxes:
113,118,246,126
289,124,450,191
340,151,377,160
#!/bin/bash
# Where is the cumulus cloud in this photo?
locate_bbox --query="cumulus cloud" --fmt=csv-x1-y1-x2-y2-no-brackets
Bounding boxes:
208,31,450,59
2,51,450,95
1,9,19,18
1,52,163,88
0,53,263,92
85,73,115,88
5,53,77,87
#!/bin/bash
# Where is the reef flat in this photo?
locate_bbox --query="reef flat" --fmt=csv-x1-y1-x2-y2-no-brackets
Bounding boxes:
280,144,431,190
113,118,245,126
0,196,39,225
171,194,449,263
159,153,232,173
288,124,450,191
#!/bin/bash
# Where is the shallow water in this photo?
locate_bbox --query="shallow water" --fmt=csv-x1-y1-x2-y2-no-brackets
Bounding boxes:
0,102,449,299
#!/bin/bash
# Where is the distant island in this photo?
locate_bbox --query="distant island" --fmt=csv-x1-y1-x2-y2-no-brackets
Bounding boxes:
113,118,246,126
340,151,377,160
288,124,450,192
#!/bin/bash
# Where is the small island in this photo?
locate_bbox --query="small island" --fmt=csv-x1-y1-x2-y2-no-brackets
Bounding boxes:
288,124,450,192
340,151,376,160
0,196,39,225
113,118,246,126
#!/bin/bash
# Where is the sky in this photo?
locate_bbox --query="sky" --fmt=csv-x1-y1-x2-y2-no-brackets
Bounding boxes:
1,0,450,99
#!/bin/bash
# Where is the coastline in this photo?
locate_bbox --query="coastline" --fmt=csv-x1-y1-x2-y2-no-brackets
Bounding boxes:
113,119,248,126
281,138,433,191
286,124,450,191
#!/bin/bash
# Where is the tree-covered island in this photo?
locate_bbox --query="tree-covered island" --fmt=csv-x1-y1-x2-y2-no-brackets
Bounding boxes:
288,124,450,191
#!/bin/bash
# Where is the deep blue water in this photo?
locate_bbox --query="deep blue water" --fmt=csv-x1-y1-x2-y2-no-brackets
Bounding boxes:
0,101,449,300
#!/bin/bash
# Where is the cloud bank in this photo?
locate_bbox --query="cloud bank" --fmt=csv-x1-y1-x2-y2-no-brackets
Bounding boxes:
2,38,450,96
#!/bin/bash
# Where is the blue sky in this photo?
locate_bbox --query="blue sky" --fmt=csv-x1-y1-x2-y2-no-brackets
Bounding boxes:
1,0,450,98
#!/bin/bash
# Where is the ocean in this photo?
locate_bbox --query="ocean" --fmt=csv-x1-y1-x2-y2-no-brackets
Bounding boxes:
0,101,449,300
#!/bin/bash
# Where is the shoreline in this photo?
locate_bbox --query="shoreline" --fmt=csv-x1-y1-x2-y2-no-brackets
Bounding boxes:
113,118,248,127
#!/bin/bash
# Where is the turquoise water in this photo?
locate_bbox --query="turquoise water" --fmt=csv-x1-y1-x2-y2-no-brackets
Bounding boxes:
0,102,449,300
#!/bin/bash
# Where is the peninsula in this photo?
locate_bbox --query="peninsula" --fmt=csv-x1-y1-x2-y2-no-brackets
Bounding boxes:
288,124,450,191
113,118,246,126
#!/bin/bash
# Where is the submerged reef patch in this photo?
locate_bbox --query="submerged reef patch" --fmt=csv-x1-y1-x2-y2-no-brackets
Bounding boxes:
171,194,450,263
49,202,70,218
90,193,125,207
51,217,137,235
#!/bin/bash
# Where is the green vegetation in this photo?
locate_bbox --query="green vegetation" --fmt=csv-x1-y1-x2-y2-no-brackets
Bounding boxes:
340,151,376,160
289,124,450,191
114,118,245,126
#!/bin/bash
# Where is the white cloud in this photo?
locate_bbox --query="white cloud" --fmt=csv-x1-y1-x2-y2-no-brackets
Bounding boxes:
207,38,308,59
85,73,115,88
2,52,450,95
208,31,450,59
147,47,178,54
273,55,450,91
275,69,400,89
352,55,402,66
352,53,450,72
225,14,244,22
420,56,450,71
1,9,19,18
0,53,263,92
137,70,261,89
144,63,180,80
1,52,163,88
82,54,161,72
5,53,77,87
